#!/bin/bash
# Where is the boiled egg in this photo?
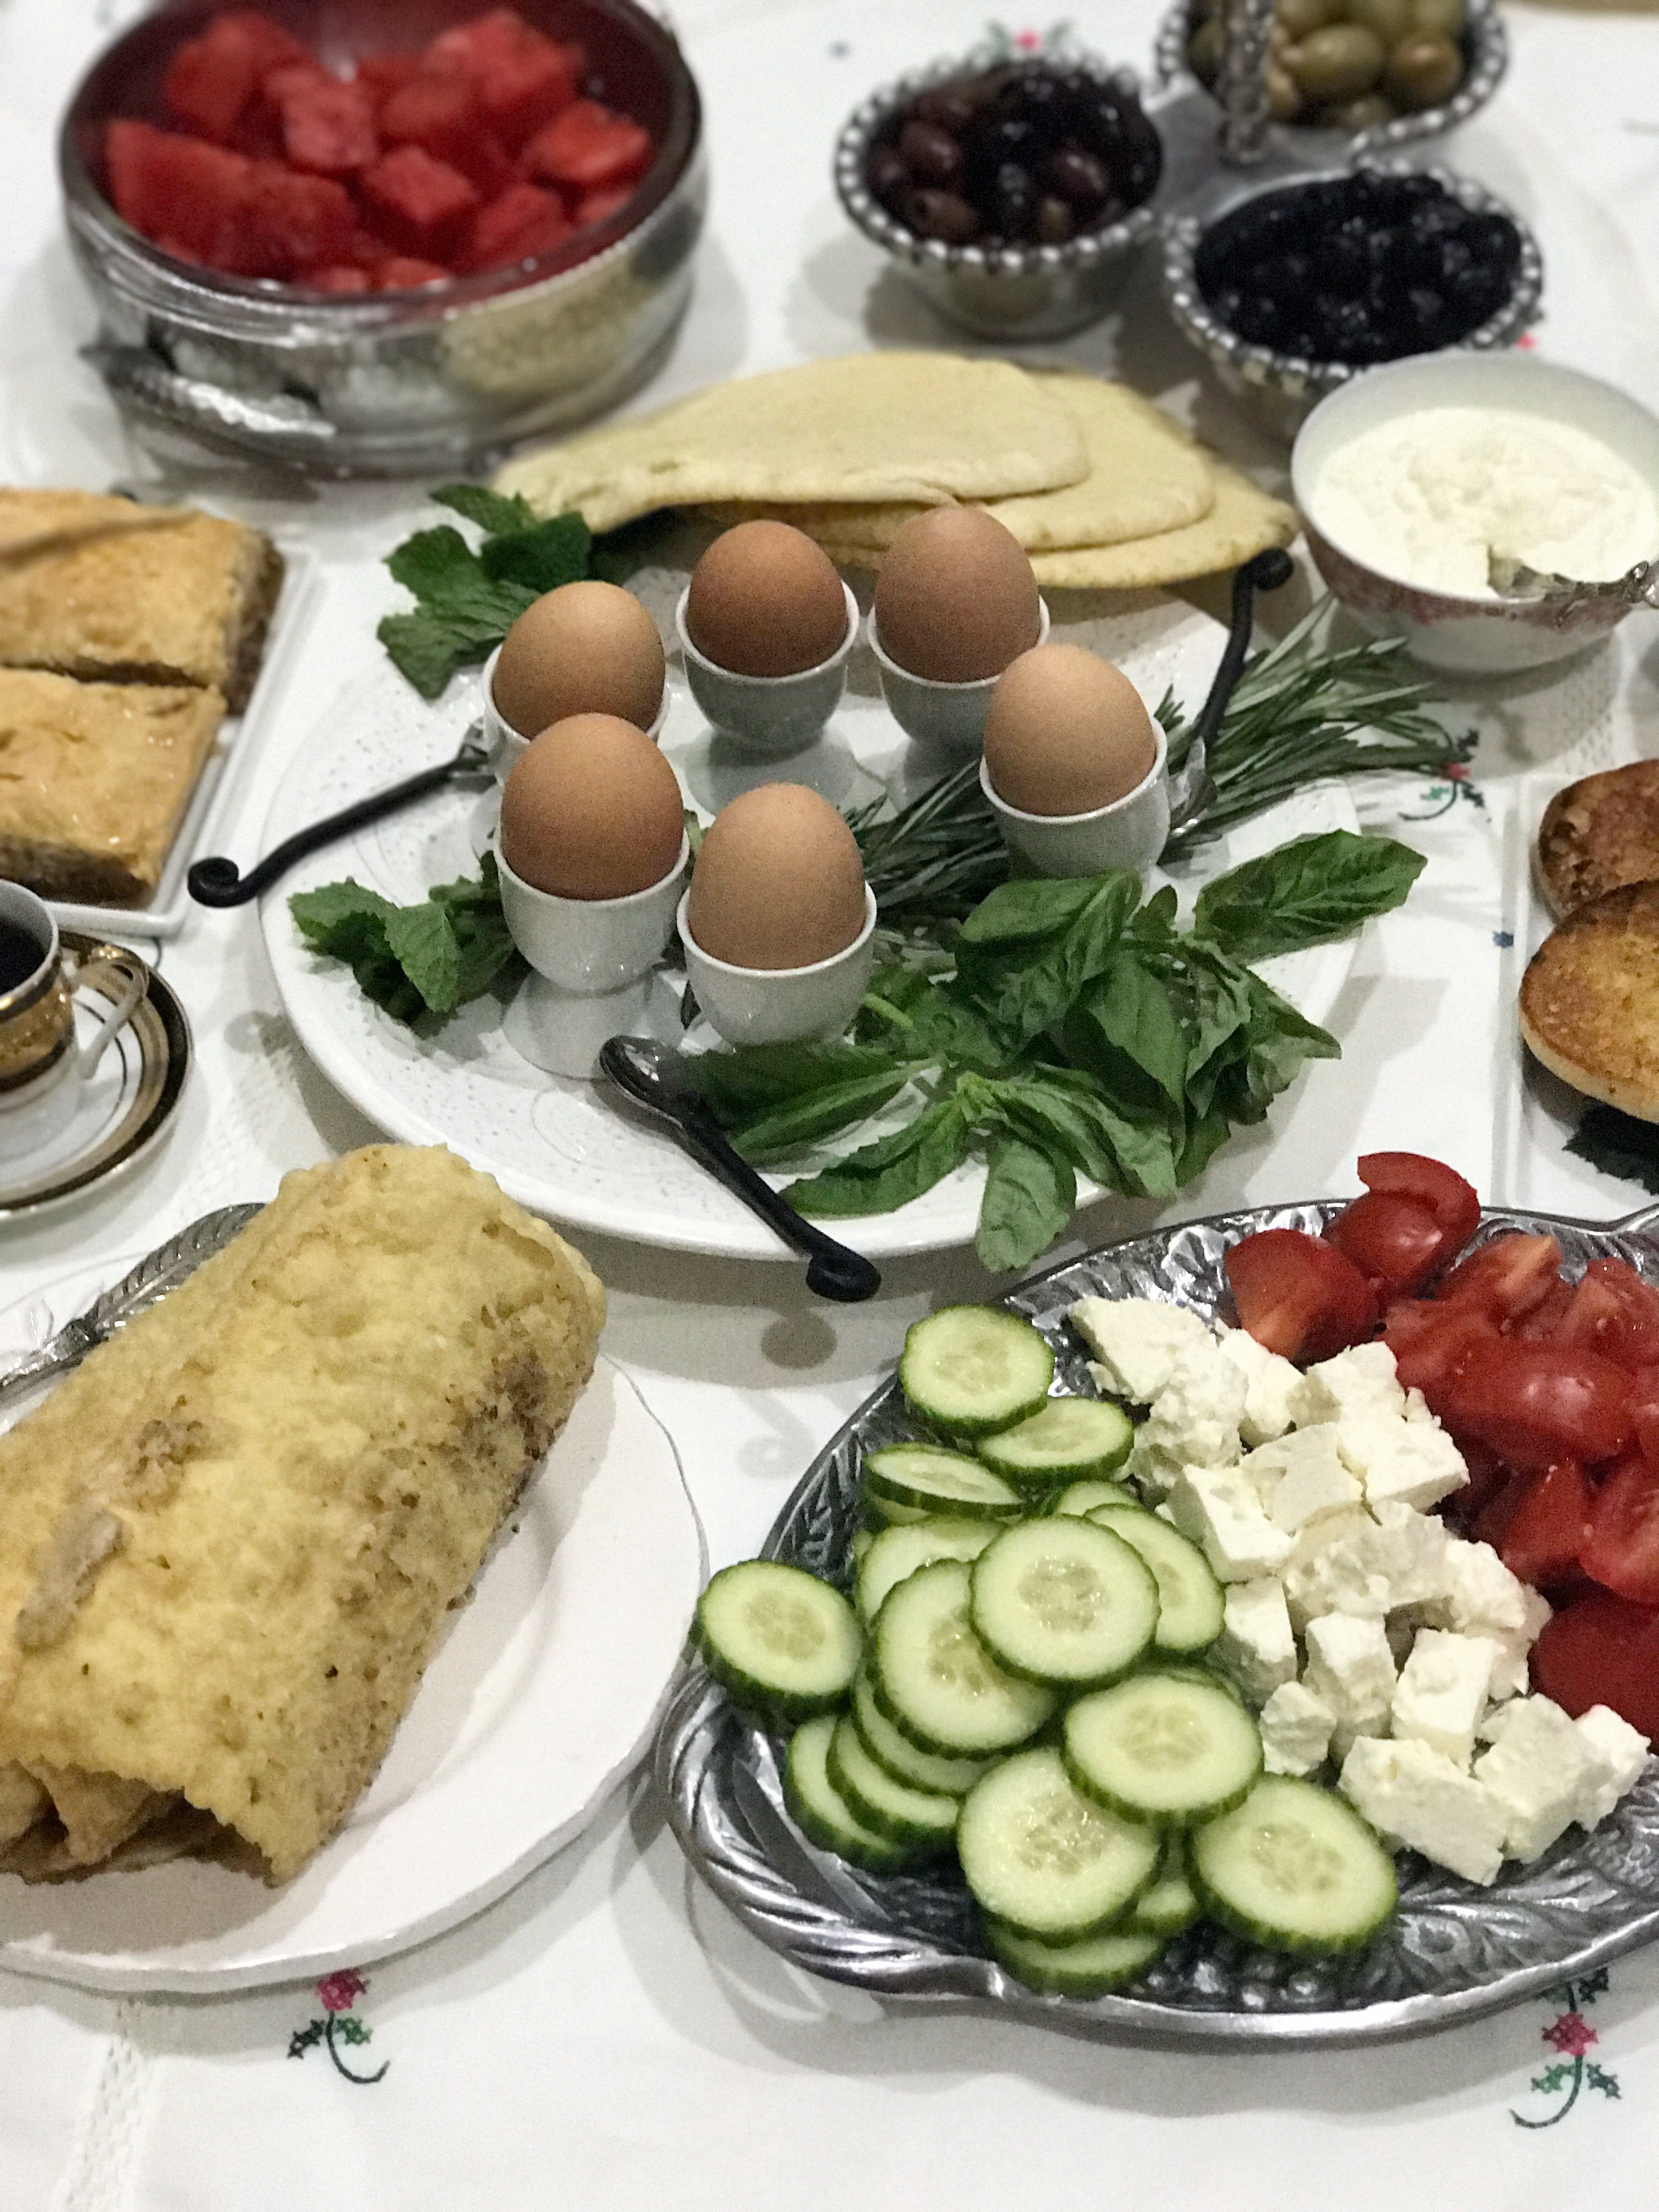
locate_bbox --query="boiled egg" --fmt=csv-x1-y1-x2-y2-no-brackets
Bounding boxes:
873,507,1041,683
685,523,850,678
499,713,684,900
686,783,867,969
492,580,665,738
983,644,1158,816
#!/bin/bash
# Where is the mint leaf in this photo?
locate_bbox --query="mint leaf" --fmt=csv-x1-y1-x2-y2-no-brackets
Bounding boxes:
386,525,482,606
385,899,462,1013
978,1133,1075,1273
479,513,591,592
289,879,397,938
289,866,517,1024
376,610,500,698
1192,830,1425,962
431,483,536,534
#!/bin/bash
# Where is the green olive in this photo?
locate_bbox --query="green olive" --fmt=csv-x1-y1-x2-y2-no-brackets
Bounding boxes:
1276,0,1335,40
1266,61,1305,120
1319,91,1395,129
1409,0,1466,36
1338,0,1412,45
1383,28,1464,108
1288,23,1386,99
1187,19,1224,86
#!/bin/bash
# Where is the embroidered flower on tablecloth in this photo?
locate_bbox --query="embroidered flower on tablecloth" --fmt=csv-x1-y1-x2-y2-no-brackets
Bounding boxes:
1512,1973,1620,2128
1401,761,1486,821
289,1969,389,2085
317,1968,369,2014
1542,2011,1599,2059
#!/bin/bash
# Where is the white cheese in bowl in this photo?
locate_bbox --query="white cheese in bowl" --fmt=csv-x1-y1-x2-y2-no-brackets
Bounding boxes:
1308,405,1658,599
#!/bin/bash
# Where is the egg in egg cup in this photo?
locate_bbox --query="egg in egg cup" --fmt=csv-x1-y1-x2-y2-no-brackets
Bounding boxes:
482,641,670,790
980,729,1170,881
870,595,1052,758
678,882,877,1048
674,580,860,758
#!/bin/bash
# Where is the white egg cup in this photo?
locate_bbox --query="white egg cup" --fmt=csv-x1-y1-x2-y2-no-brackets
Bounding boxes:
674,581,859,758
868,596,1051,758
678,883,878,1048
481,641,669,787
980,722,1171,881
498,833,689,1081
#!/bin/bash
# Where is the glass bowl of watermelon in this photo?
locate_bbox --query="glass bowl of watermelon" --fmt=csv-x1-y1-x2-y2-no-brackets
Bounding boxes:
59,1,705,475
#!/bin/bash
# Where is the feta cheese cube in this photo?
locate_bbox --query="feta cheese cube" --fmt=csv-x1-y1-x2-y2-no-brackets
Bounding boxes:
1280,1506,1375,1630
1403,1387,1434,1424
1070,1296,1211,1407
1573,1706,1651,1829
1284,1503,1448,1627
1423,1539,1549,1698
1166,1466,1293,1583
1474,1696,1605,1861
1133,1340,1248,1477
1391,1629,1501,1768
1340,1737,1506,1884
1213,1325,1301,1447
1304,1612,1397,1750
1289,1341,1406,1429
1261,1429,1364,1534
1259,1681,1336,1776
1217,1577,1297,1701
1336,1412,1468,1514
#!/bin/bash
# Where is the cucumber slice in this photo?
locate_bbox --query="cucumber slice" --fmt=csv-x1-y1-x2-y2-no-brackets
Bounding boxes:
828,1715,961,1849
697,1560,861,1717
1065,1672,1263,1825
1051,1477,1139,1517
863,1444,1023,1521
1128,1832,1200,1937
900,1307,1055,1436
850,1668,991,1796
978,1397,1134,1487
957,1746,1160,1940
852,1529,873,1565
861,1491,931,1528
873,1559,1056,1756
969,1518,1160,1689
987,1918,1167,1997
857,1516,998,1624
1087,1506,1224,1657
1191,1775,1398,1955
783,1714,910,1872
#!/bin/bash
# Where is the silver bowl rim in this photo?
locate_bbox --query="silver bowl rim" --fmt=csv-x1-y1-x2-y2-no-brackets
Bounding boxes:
832,46,1164,279
1152,0,1508,156
1160,156,1544,404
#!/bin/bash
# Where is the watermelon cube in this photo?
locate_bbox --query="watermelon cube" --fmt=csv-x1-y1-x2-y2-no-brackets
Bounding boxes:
522,100,651,193
361,145,481,256
424,9,583,150
266,65,379,174
105,120,251,262
573,184,635,230
236,163,357,278
303,264,373,294
466,182,572,272
379,69,486,170
162,12,312,140
376,256,452,290
355,52,422,115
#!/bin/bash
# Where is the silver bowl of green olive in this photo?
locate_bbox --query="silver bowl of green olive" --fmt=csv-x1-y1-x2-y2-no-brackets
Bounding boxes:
1155,0,1505,156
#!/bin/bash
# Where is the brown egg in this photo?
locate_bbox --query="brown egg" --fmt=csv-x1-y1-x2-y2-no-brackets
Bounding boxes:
873,507,1042,682
499,713,684,900
686,784,867,970
492,580,665,738
685,523,849,678
983,645,1158,816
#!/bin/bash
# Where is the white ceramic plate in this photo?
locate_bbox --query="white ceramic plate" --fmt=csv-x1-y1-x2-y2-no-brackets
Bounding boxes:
0,1255,705,1994
262,592,1361,1260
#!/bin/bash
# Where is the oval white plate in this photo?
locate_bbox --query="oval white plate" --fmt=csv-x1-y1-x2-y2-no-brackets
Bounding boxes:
263,592,1359,1260
0,1258,705,1995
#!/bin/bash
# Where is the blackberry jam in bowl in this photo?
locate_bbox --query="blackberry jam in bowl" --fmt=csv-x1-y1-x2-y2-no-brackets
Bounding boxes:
1162,163,1541,438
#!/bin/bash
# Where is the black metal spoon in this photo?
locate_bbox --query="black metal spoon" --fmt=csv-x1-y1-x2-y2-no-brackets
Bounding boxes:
1165,547,1294,833
188,734,493,907
599,1036,883,1302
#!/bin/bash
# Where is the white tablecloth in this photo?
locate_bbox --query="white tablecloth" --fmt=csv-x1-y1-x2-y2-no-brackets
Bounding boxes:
2,2,1659,2205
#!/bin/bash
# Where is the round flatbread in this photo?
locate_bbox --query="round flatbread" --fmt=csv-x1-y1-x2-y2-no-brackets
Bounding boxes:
1536,762,1659,919
1520,880,1659,1121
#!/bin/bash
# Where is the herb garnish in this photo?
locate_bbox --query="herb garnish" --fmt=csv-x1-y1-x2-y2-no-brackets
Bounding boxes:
289,855,519,1023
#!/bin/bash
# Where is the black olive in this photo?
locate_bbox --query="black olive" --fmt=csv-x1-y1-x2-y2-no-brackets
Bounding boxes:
989,161,1039,240
1036,195,1077,244
1042,145,1111,212
912,86,977,134
960,110,1045,198
898,120,963,188
1109,109,1163,206
867,146,910,209
904,189,983,245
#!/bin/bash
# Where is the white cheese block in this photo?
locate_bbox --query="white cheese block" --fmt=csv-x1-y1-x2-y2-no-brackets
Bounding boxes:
1280,1506,1375,1630
1166,1466,1294,1583
1304,1612,1398,1751
1335,1411,1468,1514
1340,1736,1506,1884
1289,1342,1407,1429
1217,1577,1297,1702
1212,1325,1301,1447
1284,1502,1448,1627
1474,1695,1608,1861
1574,1706,1651,1828
1423,1539,1550,1698
1391,1628,1501,1768
1263,1429,1364,1534
1259,1680,1336,1776
1070,1296,1211,1407
1133,1340,1249,1476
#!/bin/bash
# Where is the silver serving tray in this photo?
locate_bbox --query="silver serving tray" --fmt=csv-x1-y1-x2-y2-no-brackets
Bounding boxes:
657,1197,1659,2047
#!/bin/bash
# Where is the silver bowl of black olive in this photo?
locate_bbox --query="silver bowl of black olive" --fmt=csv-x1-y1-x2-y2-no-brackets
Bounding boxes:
1161,162,1542,438
833,50,1165,340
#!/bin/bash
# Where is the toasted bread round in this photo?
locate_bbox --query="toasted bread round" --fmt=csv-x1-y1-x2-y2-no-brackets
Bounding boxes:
1520,881,1659,1120
1537,761,1659,918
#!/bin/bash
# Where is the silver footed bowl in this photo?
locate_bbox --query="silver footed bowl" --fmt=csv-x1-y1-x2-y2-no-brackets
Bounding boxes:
1160,158,1542,442
657,1195,1659,2047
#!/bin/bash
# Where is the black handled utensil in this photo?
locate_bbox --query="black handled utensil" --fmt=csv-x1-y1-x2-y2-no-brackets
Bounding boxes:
1165,548,1294,834
599,1036,883,1303
188,734,493,908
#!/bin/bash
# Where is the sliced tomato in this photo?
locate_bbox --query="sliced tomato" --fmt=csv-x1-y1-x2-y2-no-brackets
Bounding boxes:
1382,1296,1496,1398
1356,1151,1481,1245
1325,1189,1446,1296
1629,1365,1659,1470
1510,1277,1575,1341
1549,1259,1659,1374
1472,1466,1537,1555
1580,1451,1659,1603
1224,1228,1379,1364
1499,1459,1593,1592
1532,1587,1659,1735
1446,1435,1510,1525
1436,1340,1632,1474
1436,1233,1564,1325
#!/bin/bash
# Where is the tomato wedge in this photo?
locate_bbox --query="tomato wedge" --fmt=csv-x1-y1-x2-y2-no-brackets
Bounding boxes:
1499,1459,1593,1592
1382,1296,1496,1397
1550,1259,1659,1374
1436,1233,1564,1325
1356,1151,1481,1246
1532,1587,1659,1736
1580,1452,1659,1604
1224,1228,1379,1364
1435,1340,1632,1474
1326,1189,1446,1296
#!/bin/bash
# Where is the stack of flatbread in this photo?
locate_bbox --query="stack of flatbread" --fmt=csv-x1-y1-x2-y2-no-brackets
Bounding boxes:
494,354,1294,590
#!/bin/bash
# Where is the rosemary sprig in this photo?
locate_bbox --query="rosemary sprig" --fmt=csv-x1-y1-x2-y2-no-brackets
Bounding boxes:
846,762,1007,930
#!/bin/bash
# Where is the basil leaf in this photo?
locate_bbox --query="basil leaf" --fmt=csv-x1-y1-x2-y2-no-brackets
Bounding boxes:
691,1041,902,1121
977,1133,1076,1273
787,1097,972,1217
431,483,537,534
962,873,1142,1048
1176,1105,1234,1183
957,875,1102,946
1080,947,1188,1105
731,1068,915,1163
1191,830,1425,962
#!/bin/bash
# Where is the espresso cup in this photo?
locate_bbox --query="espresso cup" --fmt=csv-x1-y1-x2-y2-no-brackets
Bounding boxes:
0,885,148,1146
